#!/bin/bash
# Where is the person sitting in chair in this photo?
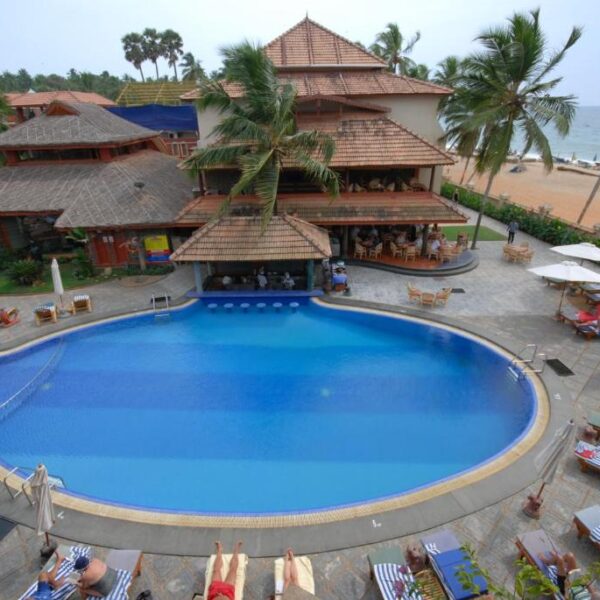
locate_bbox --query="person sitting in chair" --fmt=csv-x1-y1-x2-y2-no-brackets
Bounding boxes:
332,268,348,291
282,272,295,290
256,268,268,290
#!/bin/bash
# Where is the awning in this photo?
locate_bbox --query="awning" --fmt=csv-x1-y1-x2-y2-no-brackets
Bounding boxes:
176,192,468,227
171,215,332,262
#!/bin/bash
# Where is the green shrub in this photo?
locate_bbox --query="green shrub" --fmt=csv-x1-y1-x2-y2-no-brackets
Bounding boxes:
8,259,43,285
72,248,95,279
0,248,17,271
442,182,600,248
125,264,174,277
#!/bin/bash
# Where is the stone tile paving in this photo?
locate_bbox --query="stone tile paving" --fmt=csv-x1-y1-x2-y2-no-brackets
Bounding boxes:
1,211,600,599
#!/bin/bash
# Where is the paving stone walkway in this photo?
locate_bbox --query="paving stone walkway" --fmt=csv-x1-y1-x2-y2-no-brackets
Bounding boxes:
1,211,600,600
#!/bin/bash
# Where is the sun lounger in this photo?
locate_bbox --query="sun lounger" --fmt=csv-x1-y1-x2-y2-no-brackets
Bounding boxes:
34,303,58,326
88,548,142,600
372,563,423,600
575,441,600,473
68,294,92,315
573,505,600,549
18,545,91,600
515,529,563,583
559,306,581,325
587,411,600,435
421,530,488,600
575,322,599,340
274,555,315,599
203,553,248,600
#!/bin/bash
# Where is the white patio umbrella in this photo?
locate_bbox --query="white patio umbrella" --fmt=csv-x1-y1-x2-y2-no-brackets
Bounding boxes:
528,261,600,312
50,258,64,309
550,242,600,264
30,464,56,546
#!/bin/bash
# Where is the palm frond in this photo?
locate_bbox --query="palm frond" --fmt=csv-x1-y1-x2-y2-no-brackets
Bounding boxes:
228,150,275,198
183,144,251,172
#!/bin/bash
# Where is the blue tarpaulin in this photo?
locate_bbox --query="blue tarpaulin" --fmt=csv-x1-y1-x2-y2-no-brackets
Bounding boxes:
108,104,198,132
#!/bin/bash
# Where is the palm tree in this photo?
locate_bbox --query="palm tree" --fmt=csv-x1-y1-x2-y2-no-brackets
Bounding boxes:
432,56,462,88
122,33,146,81
142,28,164,79
0,94,11,133
458,9,581,249
406,63,430,81
369,23,420,75
184,42,340,226
161,29,184,80
180,52,206,81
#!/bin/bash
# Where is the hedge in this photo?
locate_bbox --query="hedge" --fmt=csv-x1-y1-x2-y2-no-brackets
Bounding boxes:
441,182,600,248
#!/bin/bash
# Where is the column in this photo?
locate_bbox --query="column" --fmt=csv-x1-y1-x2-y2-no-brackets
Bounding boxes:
306,260,314,291
421,224,430,258
429,166,437,192
193,261,203,292
342,226,349,258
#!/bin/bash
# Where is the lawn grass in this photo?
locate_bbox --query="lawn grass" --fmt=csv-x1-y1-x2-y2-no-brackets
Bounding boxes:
0,262,115,295
442,225,506,242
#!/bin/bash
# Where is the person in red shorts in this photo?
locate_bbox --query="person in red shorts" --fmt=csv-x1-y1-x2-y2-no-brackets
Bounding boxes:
207,541,243,600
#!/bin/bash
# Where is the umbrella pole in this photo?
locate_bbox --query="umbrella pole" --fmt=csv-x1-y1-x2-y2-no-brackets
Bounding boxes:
556,285,567,316
536,481,546,498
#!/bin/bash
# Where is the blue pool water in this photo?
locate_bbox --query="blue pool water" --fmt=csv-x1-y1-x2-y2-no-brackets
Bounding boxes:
0,300,536,514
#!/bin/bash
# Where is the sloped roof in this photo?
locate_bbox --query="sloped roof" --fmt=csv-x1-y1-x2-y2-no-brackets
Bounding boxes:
171,214,332,262
175,193,468,226
264,17,385,68
295,114,454,167
0,101,158,149
7,90,116,108
117,81,198,106
0,150,192,228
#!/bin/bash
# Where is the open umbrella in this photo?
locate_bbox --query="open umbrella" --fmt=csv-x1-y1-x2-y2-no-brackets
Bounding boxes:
551,242,600,264
50,258,64,310
30,464,56,548
523,420,574,518
528,261,600,312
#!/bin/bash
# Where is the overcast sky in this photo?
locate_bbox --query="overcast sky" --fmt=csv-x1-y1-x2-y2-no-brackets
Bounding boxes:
2,0,598,105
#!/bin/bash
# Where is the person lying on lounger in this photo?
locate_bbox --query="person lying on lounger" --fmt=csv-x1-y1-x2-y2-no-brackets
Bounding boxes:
208,541,243,600
74,555,118,598
539,551,593,599
27,551,66,600
283,549,314,599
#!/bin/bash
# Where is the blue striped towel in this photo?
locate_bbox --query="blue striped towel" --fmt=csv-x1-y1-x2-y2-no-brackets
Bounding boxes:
18,546,91,600
576,441,600,467
546,564,558,585
590,526,600,544
425,543,440,556
374,563,423,600
86,569,132,600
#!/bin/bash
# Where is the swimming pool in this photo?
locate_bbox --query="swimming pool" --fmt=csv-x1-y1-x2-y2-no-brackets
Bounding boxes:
0,299,539,516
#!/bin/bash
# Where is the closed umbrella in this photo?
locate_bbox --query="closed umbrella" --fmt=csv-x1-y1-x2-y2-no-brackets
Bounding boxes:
30,464,56,547
51,258,64,309
551,242,600,264
528,261,600,312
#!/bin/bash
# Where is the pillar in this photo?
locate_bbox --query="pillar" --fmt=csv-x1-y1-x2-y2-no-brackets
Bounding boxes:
421,224,430,257
193,262,203,292
306,260,314,291
342,226,349,257
429,166,436,192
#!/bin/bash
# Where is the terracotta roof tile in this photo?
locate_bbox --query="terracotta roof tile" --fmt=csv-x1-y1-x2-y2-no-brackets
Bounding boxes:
8,91,115,108
170,215,332,262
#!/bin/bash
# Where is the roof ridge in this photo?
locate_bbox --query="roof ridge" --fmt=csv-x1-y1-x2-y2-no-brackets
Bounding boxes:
388,72,453,94
283,213,330,255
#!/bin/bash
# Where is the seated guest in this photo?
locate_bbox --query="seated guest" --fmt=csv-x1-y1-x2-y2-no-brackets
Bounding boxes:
332,269,348,290
27,551,66,600
430,238,441,254
256,268,268,290
395,231,407,244
415,235,423,251
74,555,118,598
221,275,233,290
369,226,379,238
282,272,295,290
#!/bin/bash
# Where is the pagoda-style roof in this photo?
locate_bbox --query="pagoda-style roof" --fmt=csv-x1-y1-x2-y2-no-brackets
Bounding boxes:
0,101,158,149
264,17,385,69
175,193,468,227
0,150,192,229
170,215,332,262
117,81,198,106
7,90,116,108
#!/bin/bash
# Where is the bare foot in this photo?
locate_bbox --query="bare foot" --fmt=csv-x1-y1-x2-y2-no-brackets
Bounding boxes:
234,541,243,554
286,548,294,560
215,541,222,553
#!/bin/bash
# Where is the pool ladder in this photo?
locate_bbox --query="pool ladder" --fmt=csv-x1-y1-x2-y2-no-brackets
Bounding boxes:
151,294,171,320
2,467,65,504
508,344,546,380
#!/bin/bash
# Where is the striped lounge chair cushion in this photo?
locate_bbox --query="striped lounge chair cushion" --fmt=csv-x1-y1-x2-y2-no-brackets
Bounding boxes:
19,546,91,600
576,441,600,467
425,543,441,556
87,569,132,600
591,526,600,544
73,294,90,302
374,563,422,600
35,304,55,312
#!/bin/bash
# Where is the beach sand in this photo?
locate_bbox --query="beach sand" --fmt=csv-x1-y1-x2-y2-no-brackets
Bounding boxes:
444,158,600,229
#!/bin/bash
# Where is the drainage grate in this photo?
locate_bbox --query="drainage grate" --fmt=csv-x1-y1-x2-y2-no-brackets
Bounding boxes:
545,359,575,377
451,288,466,293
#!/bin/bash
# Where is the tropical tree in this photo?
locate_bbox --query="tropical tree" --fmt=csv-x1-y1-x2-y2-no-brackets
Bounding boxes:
406,63,430,81
369,23,421,75
184,42,340,226
142,28,164,79
0,93,11,133
122,33,146,81
180,52,206,81
161,29,184,80
433,56,462,88
457,9,581,248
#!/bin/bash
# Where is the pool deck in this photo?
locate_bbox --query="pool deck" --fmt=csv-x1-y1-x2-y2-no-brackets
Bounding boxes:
1,208,600,599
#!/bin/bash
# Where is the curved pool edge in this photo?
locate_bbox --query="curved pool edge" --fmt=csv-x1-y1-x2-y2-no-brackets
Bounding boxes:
0,296,567,556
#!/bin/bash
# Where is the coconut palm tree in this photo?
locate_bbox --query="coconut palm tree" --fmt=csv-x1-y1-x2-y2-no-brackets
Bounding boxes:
180,52,206,81
369,23,420,75
184,42,340,226
433,56,462,88
0,93,11,133
161,29,184,80
458,9,581,249
122,33,146,81
142,28,164,79
406,63,430,81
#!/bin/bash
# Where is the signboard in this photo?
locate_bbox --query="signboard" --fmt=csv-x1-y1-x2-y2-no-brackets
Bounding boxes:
144,235,170,263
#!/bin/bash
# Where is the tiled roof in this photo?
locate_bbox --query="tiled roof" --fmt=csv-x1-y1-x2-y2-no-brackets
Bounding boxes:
117,81,198,106
170,215,332,262
295,114,453,167
264,17,385,68
175,192,467,226
7,90,116,108
0,101,158,149
181,70,450,100
0,150,192,228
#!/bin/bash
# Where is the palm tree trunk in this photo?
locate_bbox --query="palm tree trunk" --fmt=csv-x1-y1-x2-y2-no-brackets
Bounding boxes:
154,61,159,79
173,63,178,81
459,156,471,185
577,176,600,225
138,66,145,82
471,174,495,250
